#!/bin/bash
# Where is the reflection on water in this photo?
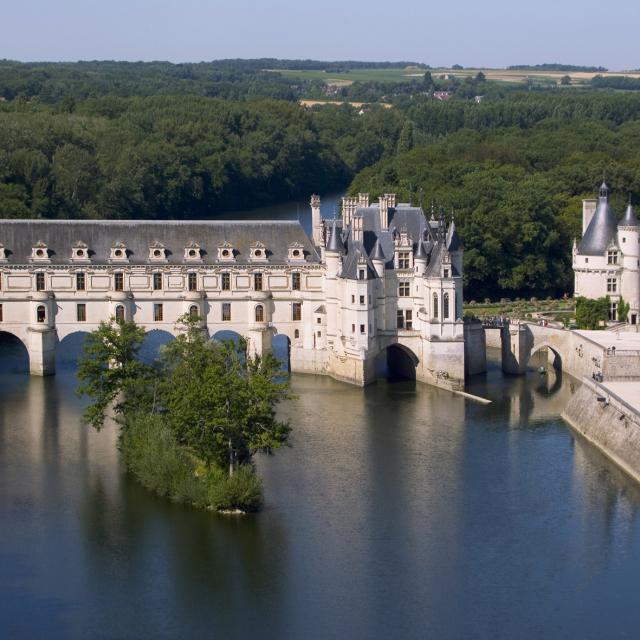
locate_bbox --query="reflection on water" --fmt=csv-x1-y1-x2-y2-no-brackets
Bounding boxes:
1,346,640,638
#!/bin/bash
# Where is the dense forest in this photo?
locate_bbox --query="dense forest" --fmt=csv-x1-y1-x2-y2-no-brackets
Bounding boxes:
2,59,640,298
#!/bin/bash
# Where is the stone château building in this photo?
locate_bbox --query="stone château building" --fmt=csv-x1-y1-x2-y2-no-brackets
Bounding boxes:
0,194,480,388
573,182,639,324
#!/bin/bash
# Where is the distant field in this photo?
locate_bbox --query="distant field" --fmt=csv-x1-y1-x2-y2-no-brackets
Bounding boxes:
269,66,640,87
299,99,393,108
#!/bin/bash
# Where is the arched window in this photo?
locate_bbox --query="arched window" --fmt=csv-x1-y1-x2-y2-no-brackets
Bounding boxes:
294,329,300,339
36,305,46,323
433,293,438,319
189,305,199,319
443,292,450,320
115,305,125,324
255,304,264,322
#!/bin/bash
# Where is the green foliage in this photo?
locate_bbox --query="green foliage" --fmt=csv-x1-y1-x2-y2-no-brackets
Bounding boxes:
76,319,153,429
158,316,291,473
120,412,262,511
618,297,631,322
350,118,640,300
575,296,610,329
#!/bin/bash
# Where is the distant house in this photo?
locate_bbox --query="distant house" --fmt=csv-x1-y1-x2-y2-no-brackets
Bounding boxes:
474,95,484,104
433,91,452,101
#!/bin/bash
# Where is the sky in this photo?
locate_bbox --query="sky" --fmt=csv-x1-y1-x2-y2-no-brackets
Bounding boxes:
2,0,638,70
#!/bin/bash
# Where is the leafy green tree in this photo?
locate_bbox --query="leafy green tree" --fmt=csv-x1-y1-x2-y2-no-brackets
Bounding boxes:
157,316,291,475
560,75,572,86
575,296,610,329
77,319,153,429
618,297,630,322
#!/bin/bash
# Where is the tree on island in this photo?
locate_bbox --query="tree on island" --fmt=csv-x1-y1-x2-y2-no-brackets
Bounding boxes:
77,315,291,510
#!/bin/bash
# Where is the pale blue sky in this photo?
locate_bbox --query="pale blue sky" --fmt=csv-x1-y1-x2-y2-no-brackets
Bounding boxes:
2,0,638,70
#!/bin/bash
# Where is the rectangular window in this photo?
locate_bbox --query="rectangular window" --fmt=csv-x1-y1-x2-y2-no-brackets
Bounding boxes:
405,310,413,330
76,272,85,291
292,273,301,290
398,252,410,269
360,295,365,305
188,272,197,291
76,303,86,322
398,281,410,297
36,272,45,291
396,309,404,329
607,250,619,265
0,304,3,322
221,273,230,291
153,273,162,291
317,317,321,324
153,303,163,322
607,277,617,293
222,302,231,321
114,273,124,291
443,268,450,278
359,269,365,280
254,273,263,291
317,330,321,338
351,295,355,304
609,302,618,321
351,324,355,333
360,324,365,334
292,302,302,321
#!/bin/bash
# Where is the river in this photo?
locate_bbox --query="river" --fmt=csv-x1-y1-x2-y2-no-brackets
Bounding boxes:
2,198,640,639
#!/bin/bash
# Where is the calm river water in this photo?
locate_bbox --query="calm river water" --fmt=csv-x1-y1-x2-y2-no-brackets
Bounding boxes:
2,196,640,639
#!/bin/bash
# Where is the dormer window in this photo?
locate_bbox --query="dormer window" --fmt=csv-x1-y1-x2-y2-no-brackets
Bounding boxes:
184,243,202,262
149,242,167,261
217,242,235,262
31,242,50,262
288,242,306,262
250,242,268,262
607,250,619,265
71,241,90,262
397,251,411,270
110,242,129,262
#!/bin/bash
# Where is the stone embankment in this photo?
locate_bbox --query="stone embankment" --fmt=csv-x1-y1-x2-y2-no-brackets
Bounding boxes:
562,378,640,483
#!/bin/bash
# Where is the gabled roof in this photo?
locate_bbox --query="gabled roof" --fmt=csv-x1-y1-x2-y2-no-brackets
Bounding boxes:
578,183,619,256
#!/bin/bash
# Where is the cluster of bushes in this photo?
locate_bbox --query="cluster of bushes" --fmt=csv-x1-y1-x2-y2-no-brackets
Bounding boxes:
120,413,262,511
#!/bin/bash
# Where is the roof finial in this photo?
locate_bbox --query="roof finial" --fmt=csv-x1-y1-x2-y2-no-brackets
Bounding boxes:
599,177,609,199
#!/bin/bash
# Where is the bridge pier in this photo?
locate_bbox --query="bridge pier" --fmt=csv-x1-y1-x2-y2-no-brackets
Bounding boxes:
501,324,532,376
27,326,56,376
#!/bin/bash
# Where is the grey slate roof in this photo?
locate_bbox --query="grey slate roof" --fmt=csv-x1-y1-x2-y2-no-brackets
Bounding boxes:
620,203,639,227
339,203,452,279
578,189,619,256
326,220,345,253
0,219,320,265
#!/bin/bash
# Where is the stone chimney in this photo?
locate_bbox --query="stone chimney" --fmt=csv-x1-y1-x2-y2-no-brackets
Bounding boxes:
378,195,389,231
352,214,364,243
384,193,396,208
310,194,323,246
358,193,369,208
582,199,597,235
341,196,358,228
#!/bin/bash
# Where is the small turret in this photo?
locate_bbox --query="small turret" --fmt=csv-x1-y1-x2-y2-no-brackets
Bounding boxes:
326,220,344,254
620,200,639,228
370,238,385,277
414,239,427,276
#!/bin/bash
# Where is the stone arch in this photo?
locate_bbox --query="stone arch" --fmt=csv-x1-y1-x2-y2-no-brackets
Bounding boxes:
375,343,419,381
527,342,563,371
139,329,176,364
0,330,30,374
211,329,244,347
272,333,291,372
55,330,92,372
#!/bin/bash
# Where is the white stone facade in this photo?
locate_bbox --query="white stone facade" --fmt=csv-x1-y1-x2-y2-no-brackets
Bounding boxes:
573,183,640,324
0,194,468,389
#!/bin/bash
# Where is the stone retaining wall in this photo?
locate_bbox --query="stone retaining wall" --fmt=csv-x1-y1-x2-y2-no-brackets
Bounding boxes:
562,378,640,483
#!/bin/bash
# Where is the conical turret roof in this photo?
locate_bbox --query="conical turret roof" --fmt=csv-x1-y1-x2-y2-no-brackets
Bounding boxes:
326,220,344,253
620,201,639,227
414,239,427,259
370,238,385,261
578,182,619,255
447,220,461,252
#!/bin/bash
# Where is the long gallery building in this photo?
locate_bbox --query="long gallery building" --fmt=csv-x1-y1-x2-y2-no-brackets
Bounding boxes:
0,194,484,388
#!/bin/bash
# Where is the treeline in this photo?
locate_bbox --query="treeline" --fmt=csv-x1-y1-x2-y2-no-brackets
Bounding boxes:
591,75,640,90
508,64,608,72
349,118,640,300
0,60,304,102
0,96,404,218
